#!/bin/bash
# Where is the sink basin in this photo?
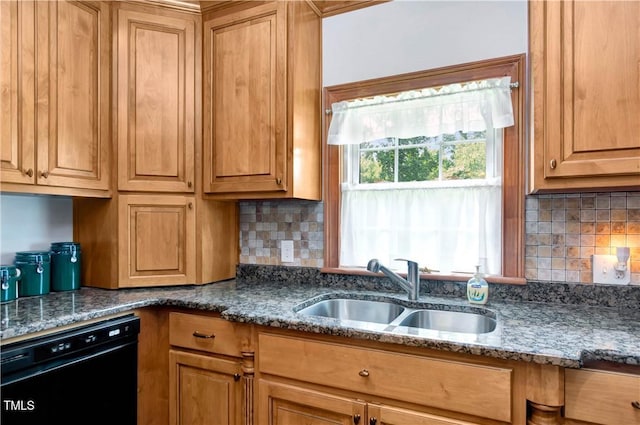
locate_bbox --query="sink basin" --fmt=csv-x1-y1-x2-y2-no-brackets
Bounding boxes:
296,297,498,336
297,298,405,324
397,309,496,334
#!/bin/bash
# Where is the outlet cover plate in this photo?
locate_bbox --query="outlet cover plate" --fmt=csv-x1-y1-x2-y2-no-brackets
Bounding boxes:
592,254,630,285
281,240,294,263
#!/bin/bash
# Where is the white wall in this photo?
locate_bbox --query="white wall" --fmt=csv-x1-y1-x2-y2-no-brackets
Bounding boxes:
323,0,528,87
0,194,73,264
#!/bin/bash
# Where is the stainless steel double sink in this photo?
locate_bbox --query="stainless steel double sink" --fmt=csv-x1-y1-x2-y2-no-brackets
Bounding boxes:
296,298,497,335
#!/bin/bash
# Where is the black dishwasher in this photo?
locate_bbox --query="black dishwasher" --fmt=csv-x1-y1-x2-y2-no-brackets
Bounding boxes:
1,314,140,425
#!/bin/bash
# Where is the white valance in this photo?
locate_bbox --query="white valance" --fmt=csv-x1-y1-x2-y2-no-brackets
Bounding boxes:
327,77,515,145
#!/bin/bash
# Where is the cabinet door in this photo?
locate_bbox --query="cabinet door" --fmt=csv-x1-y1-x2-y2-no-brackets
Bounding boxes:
116,7,195,192
0,0,36,185
368,404,482,425
565,368,640,425
203,2,287,194
35,0,110,190
258,380,366,425
118,195,196,287
530,0,640,191
169,350,243,425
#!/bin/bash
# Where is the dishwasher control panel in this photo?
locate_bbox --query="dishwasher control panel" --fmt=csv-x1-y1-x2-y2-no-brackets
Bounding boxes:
1,314,140,377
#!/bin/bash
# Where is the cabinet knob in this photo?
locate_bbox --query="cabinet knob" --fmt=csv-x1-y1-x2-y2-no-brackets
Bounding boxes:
549,159,557,169
632,401,640,409
40,170,49,178
188,202,193,210
24,168,33,177
233,373,241,382
369,418,377,425
353,414,361,424
358,369,369,377
187,181,192,188
276,177,282,185
192,331,215,339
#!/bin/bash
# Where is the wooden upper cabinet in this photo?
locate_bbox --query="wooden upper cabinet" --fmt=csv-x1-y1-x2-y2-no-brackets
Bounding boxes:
0,0,36,185
203,1,322,200
116,6,196,193
1,0,110,195
203,2,284,195
117,194,196,287
530,0,640,192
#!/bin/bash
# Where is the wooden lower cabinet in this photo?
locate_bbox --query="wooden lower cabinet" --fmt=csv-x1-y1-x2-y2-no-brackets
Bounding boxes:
564,368,640,425
368,404,483,425
259,380,483,425
257,331,527,424
170,350,243,425
259,380,365,425
169,312,255,425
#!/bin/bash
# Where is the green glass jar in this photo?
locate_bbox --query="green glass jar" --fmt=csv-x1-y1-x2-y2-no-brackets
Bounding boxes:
14,251,51,296
0,265,21,302
50,242,82,291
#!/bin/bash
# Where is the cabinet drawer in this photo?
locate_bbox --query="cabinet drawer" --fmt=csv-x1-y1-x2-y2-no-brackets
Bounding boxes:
258,333,512,422
565,368,640,425
169,313,251,357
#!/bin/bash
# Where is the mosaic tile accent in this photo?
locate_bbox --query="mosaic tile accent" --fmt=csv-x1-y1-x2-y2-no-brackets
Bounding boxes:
525,192,640,284
239,200,324,267
239,191,640,285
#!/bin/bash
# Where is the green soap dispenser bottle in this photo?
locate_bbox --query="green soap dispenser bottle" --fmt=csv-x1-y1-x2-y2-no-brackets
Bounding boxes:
467,265,488,305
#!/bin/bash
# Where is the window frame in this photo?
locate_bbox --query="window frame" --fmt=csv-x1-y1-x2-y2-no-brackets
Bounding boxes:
322,54,526,280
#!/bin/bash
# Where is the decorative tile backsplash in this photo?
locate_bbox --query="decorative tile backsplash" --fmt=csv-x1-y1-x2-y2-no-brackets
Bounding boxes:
525,192,640,285
239,191,640,284
239,200,324,267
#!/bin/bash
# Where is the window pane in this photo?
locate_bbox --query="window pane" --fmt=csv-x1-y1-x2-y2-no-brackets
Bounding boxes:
359,150,395,183
397,147,439,182
442,141,487,180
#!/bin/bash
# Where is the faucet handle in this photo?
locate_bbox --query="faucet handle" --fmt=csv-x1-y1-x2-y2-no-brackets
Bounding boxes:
393,258,418,267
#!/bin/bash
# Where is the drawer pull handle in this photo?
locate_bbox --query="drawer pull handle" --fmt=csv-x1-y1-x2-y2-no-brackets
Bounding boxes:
632,401,640,409
353,414,361,424
358,369,369,377
233,373,241,382
192,331,215,339
369,418,377,425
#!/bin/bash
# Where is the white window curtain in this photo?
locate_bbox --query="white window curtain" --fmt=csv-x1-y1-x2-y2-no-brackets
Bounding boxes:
340,183,502,274
328,77,514,145
333,77,515,275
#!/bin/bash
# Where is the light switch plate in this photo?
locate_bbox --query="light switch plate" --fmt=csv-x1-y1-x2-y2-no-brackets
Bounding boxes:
281,240,294,263
592,254,630,285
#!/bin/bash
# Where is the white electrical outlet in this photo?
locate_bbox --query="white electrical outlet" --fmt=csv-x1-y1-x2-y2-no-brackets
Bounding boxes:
592,254,630,285
281,240,294,263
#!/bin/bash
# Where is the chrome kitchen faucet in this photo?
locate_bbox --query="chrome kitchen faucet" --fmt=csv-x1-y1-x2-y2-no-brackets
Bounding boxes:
367,258,420,301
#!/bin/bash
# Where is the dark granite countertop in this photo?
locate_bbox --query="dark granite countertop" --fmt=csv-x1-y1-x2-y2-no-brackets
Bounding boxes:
1,272,638,369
